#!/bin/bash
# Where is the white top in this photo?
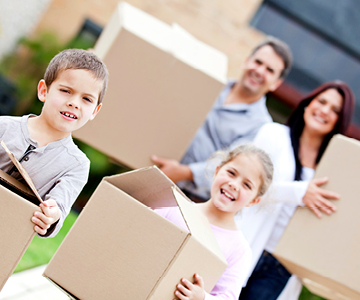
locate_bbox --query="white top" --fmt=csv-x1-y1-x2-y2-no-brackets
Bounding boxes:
236,122,315,299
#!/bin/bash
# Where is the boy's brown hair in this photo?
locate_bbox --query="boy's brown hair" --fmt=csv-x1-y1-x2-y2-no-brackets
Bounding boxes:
44,49,108,105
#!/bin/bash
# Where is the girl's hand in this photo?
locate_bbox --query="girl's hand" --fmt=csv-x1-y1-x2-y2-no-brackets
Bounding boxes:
32,199,61,235
302,177,340,218
174,274,205,300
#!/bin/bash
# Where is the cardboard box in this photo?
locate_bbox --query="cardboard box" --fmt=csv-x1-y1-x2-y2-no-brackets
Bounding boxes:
0,169,41,291
273,134,360,300
43,166,227,299
73,2,227,169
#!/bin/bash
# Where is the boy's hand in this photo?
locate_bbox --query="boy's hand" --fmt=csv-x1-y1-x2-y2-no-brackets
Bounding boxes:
32,199,61,235
174,274,205,300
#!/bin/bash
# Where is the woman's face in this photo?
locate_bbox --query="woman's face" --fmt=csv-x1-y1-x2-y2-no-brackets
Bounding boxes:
303,88,343,136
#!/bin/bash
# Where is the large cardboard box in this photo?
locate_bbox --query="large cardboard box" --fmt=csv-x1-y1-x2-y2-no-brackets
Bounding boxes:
273,134,360,300
0,169,41,291
73,2,227,169
43,166,227,299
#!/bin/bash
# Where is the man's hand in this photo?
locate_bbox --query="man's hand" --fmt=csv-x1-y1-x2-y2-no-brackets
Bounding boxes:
302,177,340,218
151,155,193,183
32,199,61,235
174,274,205,300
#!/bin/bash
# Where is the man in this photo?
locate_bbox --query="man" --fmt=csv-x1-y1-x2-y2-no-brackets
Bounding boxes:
152,36,292,201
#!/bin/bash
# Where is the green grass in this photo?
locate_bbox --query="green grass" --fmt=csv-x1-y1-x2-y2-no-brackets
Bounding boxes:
14,209,78,273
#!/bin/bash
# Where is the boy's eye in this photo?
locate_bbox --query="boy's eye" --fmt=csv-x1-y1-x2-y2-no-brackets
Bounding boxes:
60,89,70,93
83,97,92,102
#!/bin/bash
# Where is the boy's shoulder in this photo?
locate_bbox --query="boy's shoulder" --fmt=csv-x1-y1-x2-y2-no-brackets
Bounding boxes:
58,136,90,165
0,114,23,124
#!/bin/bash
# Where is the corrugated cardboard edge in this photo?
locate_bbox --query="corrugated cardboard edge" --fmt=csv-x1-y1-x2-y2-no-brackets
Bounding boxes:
0,233,36,291
146,234,192,300
45,277,80,300
302,279,353,300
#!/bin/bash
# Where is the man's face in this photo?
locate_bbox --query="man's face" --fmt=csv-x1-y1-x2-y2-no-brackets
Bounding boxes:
240,45,285,97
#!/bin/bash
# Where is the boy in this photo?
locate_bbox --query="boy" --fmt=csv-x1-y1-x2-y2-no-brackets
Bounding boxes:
0,49,108,237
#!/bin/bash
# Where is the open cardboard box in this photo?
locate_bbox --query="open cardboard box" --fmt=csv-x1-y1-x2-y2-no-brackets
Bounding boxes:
0,142,42,291
273,134,360,300
43,166,227,299
73,2,227,169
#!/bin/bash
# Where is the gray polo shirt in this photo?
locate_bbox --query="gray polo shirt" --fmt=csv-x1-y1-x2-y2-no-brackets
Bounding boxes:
0,115,90,237
179,80,272,200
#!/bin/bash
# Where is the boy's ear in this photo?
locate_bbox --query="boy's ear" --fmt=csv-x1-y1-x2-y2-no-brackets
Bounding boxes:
37,80,47,103
246,196,261,207
89,103,102,121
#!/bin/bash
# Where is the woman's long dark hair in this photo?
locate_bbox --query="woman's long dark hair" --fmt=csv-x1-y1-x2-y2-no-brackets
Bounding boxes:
287,81,355,180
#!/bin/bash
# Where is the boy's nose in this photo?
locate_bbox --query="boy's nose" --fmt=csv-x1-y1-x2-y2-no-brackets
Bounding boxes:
68,101,79,109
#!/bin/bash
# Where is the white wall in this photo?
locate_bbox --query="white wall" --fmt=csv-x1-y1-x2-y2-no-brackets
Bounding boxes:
0,0,52,60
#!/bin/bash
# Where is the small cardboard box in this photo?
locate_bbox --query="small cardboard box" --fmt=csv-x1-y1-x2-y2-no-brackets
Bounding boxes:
273,134,360,300
0,169,41,291
43,166,227,300
73,2,227,169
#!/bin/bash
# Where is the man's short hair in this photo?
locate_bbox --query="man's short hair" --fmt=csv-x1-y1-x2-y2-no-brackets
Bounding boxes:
251,36,293,79
44,49,108,105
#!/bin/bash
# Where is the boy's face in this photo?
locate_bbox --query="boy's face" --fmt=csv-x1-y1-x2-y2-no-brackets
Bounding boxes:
38,69,102,137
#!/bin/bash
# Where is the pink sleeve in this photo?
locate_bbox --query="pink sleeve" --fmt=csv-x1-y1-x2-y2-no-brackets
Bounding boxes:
204,240,252,300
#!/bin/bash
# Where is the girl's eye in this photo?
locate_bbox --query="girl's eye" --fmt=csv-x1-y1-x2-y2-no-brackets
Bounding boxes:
244,182,252,190
227,170,235,176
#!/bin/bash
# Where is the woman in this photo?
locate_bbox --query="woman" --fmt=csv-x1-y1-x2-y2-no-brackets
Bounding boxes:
236,80,355,300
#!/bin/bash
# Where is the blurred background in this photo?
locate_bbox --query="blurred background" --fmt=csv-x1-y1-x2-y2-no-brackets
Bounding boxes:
1,1,359,299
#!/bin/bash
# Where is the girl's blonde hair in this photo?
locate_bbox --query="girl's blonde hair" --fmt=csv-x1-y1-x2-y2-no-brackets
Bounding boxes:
217,144,273,197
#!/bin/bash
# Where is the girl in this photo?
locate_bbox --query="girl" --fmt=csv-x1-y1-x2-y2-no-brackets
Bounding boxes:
155,144,274,300
237,80,355,300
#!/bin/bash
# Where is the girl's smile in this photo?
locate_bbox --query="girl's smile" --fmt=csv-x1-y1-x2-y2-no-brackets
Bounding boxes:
210,153,263,215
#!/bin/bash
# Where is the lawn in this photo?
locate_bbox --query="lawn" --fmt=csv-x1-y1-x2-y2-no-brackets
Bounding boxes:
14,209,78,273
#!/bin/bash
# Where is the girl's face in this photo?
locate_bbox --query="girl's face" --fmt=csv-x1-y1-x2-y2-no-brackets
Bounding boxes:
303,88,343,136
210,154,263,214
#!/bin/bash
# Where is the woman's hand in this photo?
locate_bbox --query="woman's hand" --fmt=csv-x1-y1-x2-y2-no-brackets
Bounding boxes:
302,177,340,218
174,274,205,300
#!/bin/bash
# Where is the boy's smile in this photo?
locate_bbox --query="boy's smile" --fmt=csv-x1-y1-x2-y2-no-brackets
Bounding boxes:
36,69,102,140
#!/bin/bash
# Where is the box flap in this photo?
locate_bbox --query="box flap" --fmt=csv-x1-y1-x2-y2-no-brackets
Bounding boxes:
173,187,227,264
1,141,42,203
105,166,179,208
0,169,39,205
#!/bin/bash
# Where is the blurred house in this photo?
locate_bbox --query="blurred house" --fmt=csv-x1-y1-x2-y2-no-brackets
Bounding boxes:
1,0,359,138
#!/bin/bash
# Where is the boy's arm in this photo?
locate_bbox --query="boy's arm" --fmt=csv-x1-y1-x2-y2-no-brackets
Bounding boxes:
36,160,90,238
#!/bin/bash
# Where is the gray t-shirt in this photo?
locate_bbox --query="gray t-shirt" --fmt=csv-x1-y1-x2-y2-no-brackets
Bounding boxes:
179,80,272,200
0,115,90,237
